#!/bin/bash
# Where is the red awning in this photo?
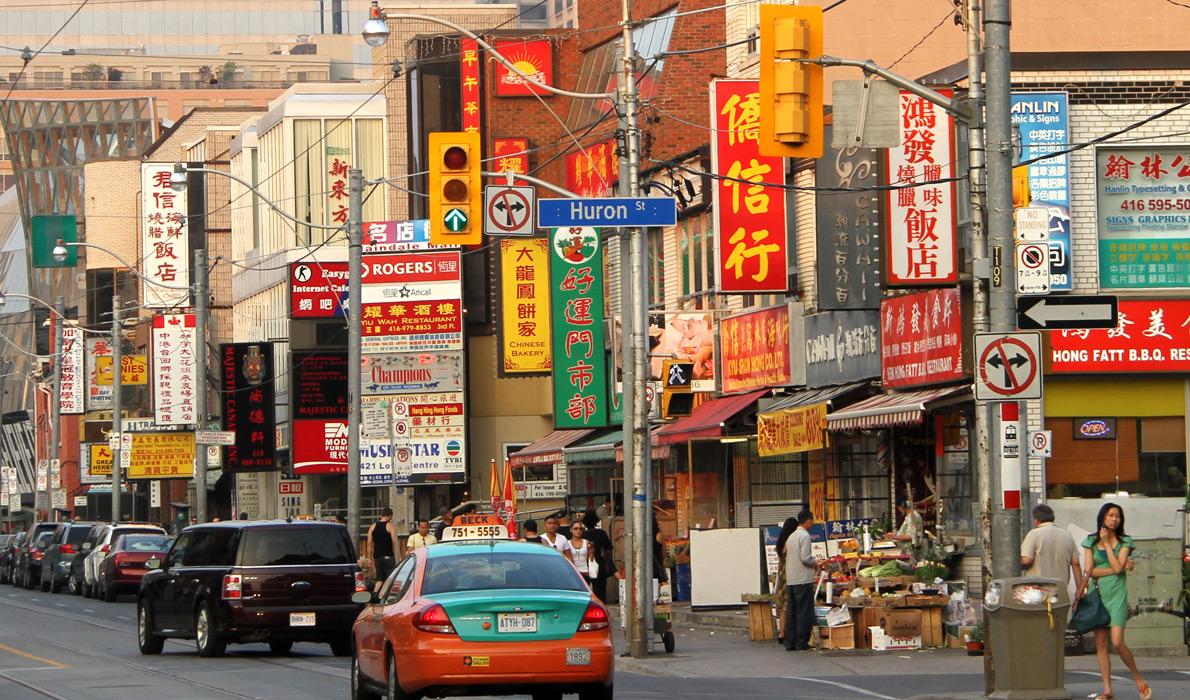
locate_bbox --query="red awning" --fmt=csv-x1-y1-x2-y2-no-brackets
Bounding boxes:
509,429,595,466
654,390,768,446
825,385,970,431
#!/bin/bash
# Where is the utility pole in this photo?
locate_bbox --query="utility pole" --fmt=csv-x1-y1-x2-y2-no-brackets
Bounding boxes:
111,289,123,523
346,168,364,551
194,248,210,523
49,295,64,522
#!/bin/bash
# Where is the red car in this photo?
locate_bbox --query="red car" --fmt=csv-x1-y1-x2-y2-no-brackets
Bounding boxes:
95,533,173,601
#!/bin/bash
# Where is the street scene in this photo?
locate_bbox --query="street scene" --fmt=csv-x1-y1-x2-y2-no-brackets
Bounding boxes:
1,1,1189,699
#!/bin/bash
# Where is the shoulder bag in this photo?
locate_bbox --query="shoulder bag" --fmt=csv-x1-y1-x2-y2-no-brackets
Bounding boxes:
1071,581,1110,634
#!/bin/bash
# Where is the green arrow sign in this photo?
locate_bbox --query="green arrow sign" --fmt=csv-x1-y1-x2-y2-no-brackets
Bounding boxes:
444,208,468,232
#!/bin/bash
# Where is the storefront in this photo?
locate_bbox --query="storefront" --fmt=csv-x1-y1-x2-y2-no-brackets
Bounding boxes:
508,429,593,510
562,429,622,517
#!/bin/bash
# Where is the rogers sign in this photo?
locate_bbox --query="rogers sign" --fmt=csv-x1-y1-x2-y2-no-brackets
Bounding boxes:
362,252,460,284
289,251,462,319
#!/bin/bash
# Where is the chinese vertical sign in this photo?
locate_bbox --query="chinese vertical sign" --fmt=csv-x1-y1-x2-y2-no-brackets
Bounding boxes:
151,314,198,426
58,325,84,415
710,80,789,293
565,140,619,197
880,287,963,388
460,38,481,133
222,342,277,472
140,163,190,308
884,90,957,286
1049,299,1190,372
85,336,113,410
549,227,609,428
1096,145,1190,288
499,238,552,375
1011,92,1072,291
328,156,350,225
816,123,882,308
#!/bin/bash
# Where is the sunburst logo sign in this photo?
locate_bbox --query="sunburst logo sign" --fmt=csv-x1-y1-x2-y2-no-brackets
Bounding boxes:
494,39,554,97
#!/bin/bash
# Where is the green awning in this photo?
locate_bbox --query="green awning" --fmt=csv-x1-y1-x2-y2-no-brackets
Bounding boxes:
563,429,623,465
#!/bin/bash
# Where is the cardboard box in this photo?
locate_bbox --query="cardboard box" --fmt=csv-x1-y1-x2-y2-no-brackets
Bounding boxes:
869,625,922,651
825,607,851,627
852,604,893,648
880,609,922,638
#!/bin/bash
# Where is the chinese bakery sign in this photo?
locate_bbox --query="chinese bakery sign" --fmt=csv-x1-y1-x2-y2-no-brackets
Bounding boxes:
151,314,198,426
499,238,552,374
550,227,609,429
711,79,789,293
884,90,957,286
1049,299,1190,372
140,164,191,308
880,287,963,388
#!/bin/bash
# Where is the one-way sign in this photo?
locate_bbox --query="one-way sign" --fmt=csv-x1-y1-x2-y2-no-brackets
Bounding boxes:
1017,295,1118,330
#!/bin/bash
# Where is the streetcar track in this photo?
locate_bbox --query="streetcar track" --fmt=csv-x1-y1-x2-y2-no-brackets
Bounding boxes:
0,670,70,700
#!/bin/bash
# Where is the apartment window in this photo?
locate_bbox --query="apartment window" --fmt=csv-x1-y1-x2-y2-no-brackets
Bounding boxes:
150,72,166,87
679,216,713,299
647,227,665,306
743,1,761,55
250,148,262,251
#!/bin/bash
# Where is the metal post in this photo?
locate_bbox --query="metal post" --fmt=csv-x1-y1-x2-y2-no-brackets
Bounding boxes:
347,168,364,551
111,289,123,523
194,248,209,523
617,151,638,657
49,295,64,522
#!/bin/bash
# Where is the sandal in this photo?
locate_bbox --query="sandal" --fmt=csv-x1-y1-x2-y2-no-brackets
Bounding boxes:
1086,693,1112,700
1138,681,1152,700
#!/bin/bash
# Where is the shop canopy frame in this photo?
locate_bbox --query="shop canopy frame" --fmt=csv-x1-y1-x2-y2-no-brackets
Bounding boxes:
825,385,971,432
510,429,596,467
758,381,872,416
654,389,769,446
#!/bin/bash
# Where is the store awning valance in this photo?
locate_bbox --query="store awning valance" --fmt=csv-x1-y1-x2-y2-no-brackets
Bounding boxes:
563,429,623,465
826,385,970,431
510,429,595,467
758,381,870,416
654,389,768,446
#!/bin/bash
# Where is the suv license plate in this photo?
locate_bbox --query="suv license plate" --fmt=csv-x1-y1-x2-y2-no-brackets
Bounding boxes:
566,648,591,666
289,612,316,627
497,612,537,633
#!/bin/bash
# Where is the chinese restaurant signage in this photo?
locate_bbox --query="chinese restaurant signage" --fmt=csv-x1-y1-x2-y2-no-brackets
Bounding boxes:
58,325,84,415
1049,299,1190,373
816,123,882,309
885,90,958,286
292,351,348,420
804,310,881,387
720,304,793,394
499,238,552,374
151,314,198,426
140,163,191,308
711,80,789,293
460,38,481,132
881,287,963,388
360,251,464,353
565,140,619,197
494,39,554,97
1012,92,1072,291
758,403,828,457
550,227,609,428
221,342,277,471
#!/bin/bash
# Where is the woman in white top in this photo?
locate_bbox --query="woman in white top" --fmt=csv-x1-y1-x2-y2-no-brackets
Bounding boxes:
568,523,595,580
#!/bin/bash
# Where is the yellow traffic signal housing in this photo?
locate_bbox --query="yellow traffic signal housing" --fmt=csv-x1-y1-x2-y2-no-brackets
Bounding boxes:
660,359,695,419
429,131,483,245
758,4,824,159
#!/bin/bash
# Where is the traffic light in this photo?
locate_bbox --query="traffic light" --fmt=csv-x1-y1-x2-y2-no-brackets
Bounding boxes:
428,131,483,245
758,4,824,159
660,360,695,419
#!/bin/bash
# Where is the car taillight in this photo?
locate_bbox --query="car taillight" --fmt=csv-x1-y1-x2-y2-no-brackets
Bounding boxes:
59,544,74,555
222,574,242,600
354,571,366,593
412,604,455,634
112,553,129,568
578,602,610,632
31,549,43,561
99,544,110,554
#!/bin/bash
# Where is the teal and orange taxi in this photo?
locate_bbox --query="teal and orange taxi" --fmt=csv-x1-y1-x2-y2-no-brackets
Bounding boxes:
350,515,614,700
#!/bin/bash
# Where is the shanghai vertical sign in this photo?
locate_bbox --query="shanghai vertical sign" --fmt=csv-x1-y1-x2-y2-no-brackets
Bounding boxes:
549,227,608,429
499,238,552,375
221,342,277,472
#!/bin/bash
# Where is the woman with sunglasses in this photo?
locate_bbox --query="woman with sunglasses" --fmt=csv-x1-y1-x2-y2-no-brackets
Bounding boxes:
568,522,596,583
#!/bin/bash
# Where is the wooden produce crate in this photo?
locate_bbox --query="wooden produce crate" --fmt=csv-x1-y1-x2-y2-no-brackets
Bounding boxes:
816,624,856,650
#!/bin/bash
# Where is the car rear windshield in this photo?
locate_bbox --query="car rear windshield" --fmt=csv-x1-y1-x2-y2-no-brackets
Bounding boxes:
33,533,53,548
421,551,587,595
121,535,172,552
239,528,352,567
65,527,92,545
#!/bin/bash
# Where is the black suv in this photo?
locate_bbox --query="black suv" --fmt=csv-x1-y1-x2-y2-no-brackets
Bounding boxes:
16,523,60,589
42,521,99,593
137,520,365,657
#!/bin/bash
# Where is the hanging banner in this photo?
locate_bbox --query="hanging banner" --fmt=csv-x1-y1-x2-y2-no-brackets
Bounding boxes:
85,337,113,410
328,156,351,225
221,342,277,472
125,432,196,480
884,89,958,286
361,352,464,395
493,39,554,97
816,123,882,308
59,325,84,415
460,38,481,133
758,403,829,457
711,79,789,293
550,226,609,429
360,251,464,354
493,138,530,185
151,314,198,426
95,355,148,385
1011,92,1072,291
565,140,619,198
499,238,553,375
720,304,794,394
881,287,964,388
140,163,191,308
1049,299,1190,373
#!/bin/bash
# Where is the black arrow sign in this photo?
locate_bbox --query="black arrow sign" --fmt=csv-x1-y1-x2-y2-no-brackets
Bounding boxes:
495,197,525,226
1017,295,1118,330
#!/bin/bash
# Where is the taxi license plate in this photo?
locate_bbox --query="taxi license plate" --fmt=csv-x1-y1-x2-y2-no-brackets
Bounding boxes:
497,612,537,633
289,612,316,627
566,648,591,666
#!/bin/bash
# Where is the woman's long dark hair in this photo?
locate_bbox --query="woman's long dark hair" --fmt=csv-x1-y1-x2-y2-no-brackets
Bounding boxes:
1092,502,1126,545
775,517,798,555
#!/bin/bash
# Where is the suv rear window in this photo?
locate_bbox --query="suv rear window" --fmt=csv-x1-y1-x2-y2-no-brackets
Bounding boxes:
239,527,352,566
66,527,91,545
421,552,587,595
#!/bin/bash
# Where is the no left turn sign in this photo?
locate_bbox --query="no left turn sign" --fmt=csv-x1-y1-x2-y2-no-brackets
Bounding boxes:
974,332,1043,401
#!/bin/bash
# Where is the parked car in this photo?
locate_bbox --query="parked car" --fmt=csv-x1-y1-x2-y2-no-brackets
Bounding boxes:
67,524,105,595
79,523,166,598
15,528,56,590
42,521,100,593
0,534,17,584
95,533,173,602
137,520,365,657
4,532,29,586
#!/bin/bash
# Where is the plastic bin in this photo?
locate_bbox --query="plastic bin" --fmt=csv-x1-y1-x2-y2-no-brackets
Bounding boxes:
984,577,1071,700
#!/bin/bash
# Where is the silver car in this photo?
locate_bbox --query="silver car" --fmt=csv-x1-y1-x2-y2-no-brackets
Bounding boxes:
80,523,166,598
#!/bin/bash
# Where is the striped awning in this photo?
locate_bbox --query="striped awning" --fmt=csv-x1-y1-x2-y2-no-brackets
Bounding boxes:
826,385,970,431
510,429,595,467
758,381,869,415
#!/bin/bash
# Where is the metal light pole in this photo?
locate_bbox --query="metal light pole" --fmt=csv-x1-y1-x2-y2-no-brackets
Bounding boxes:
194,248,210,523
111,289,123,523
346,168,364,550
48,295,64,522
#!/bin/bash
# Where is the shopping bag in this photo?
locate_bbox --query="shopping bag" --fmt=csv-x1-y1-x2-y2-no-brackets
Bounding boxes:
1071,587,1110,634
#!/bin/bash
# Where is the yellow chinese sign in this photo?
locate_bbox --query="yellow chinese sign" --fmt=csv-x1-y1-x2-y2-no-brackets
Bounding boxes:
127,432,195,479
88,444,113,476
499,238,552,374
757,403,828,457
96,355,149,385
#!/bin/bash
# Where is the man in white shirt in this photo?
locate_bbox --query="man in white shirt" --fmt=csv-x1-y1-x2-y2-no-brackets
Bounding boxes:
783,510,818,651
541,515,572,554
406,519,437,551
1020,504,1082,589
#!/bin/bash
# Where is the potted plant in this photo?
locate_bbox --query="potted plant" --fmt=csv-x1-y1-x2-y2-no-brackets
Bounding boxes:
965,622,984,656
914,559,949,583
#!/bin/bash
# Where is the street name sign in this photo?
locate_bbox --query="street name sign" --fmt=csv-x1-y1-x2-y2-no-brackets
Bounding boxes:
974,332,1043,401
1016,295,1118,330
537,197,677,229
484,185,535,236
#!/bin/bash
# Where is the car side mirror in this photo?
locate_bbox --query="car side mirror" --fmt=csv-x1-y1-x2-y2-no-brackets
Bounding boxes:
81,542,92,552
145,557,162,570
351,591,375,605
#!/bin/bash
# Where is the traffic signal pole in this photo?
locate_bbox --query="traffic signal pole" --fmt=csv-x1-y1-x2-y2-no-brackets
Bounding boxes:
347,168,364,552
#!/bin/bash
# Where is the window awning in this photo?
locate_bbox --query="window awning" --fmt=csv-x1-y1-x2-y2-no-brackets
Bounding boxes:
654,389,768,446
758,381,870,416
826,385,970,431
510,429,595,467
563,429,623,465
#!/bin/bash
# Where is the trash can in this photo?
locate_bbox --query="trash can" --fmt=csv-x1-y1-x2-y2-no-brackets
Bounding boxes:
984,577,1071,700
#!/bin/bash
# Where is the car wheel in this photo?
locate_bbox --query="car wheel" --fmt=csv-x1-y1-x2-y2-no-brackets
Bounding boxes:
386,651,414,700
329,636,353,657
351,653,380,700
268,640,293,655
137,601,165,655
84,581,94,598
49,572,63,594
195,603,226,657
578,684,614,700
102,579,117,602
531,692,563,700
39,574,50,592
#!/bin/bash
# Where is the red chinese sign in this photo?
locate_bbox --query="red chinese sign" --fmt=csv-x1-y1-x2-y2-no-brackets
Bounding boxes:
140,163,190,308
711,80,789,293
885,90,958,286
493,138,529,185
328,156,350,225
1049,299,1190,373
880,287,963,388
151,314,197,426
461,38,481,133
493,39,553,97
289,261,347,318
360,251,464,353
565,140,619,197
720,305,792,393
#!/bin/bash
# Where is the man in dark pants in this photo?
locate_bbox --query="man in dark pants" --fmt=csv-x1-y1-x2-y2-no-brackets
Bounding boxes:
783,509,818,651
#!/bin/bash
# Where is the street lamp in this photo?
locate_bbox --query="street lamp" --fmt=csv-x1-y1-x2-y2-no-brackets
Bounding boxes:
362,2,390,48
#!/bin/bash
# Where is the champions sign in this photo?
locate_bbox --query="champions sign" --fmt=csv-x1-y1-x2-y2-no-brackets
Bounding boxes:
757,403,828,457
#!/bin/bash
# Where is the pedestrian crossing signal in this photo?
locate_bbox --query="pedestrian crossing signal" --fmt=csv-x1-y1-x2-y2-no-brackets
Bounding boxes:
661,360,695,419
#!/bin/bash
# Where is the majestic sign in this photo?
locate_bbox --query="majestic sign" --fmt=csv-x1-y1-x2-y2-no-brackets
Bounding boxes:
85,337,113,410
550,227,609,429
221,342,277,471
292,351,348,420
362,352,464,394
804,310,881,387
494,39,554,97
880,287,964,388
565,140,618,198
1096,145,1190,288
58,325,84,415
816,123,882,309
499,238,552,374
711,79,789,293
720,304,793,394
289,261,347,318
460,38,481,133
151,314,198,426
884,90,958,286
95,355,148,385
758,403,828,457
1011,92,1072,291
360,251,464,353
140,163,190,308
1048,299,1190,373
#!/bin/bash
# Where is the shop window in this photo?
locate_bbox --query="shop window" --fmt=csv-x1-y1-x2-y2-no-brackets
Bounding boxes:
1046,417,1186,498
648,227,665,306
679,216,713,300
937,412,975,539
826,434,889,523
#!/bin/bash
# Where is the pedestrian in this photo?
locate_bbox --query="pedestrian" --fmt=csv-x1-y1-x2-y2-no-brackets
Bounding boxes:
773,516,798,645
189,516,197,526
432,507,453,540
211,517,221,523
890,499,925,559
238,511,248,521
1020,503,1081,589
567,521,595,582
406,518,437,551
651,514,667,583
581,510,615,603
541,515,571,554
595,497,613,527
1078,503,1149,700
783,510,817,652
521,519,544,544
366,507,399,590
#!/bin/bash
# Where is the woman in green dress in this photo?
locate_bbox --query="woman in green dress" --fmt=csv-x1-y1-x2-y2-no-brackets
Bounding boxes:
1078,503,1150,700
